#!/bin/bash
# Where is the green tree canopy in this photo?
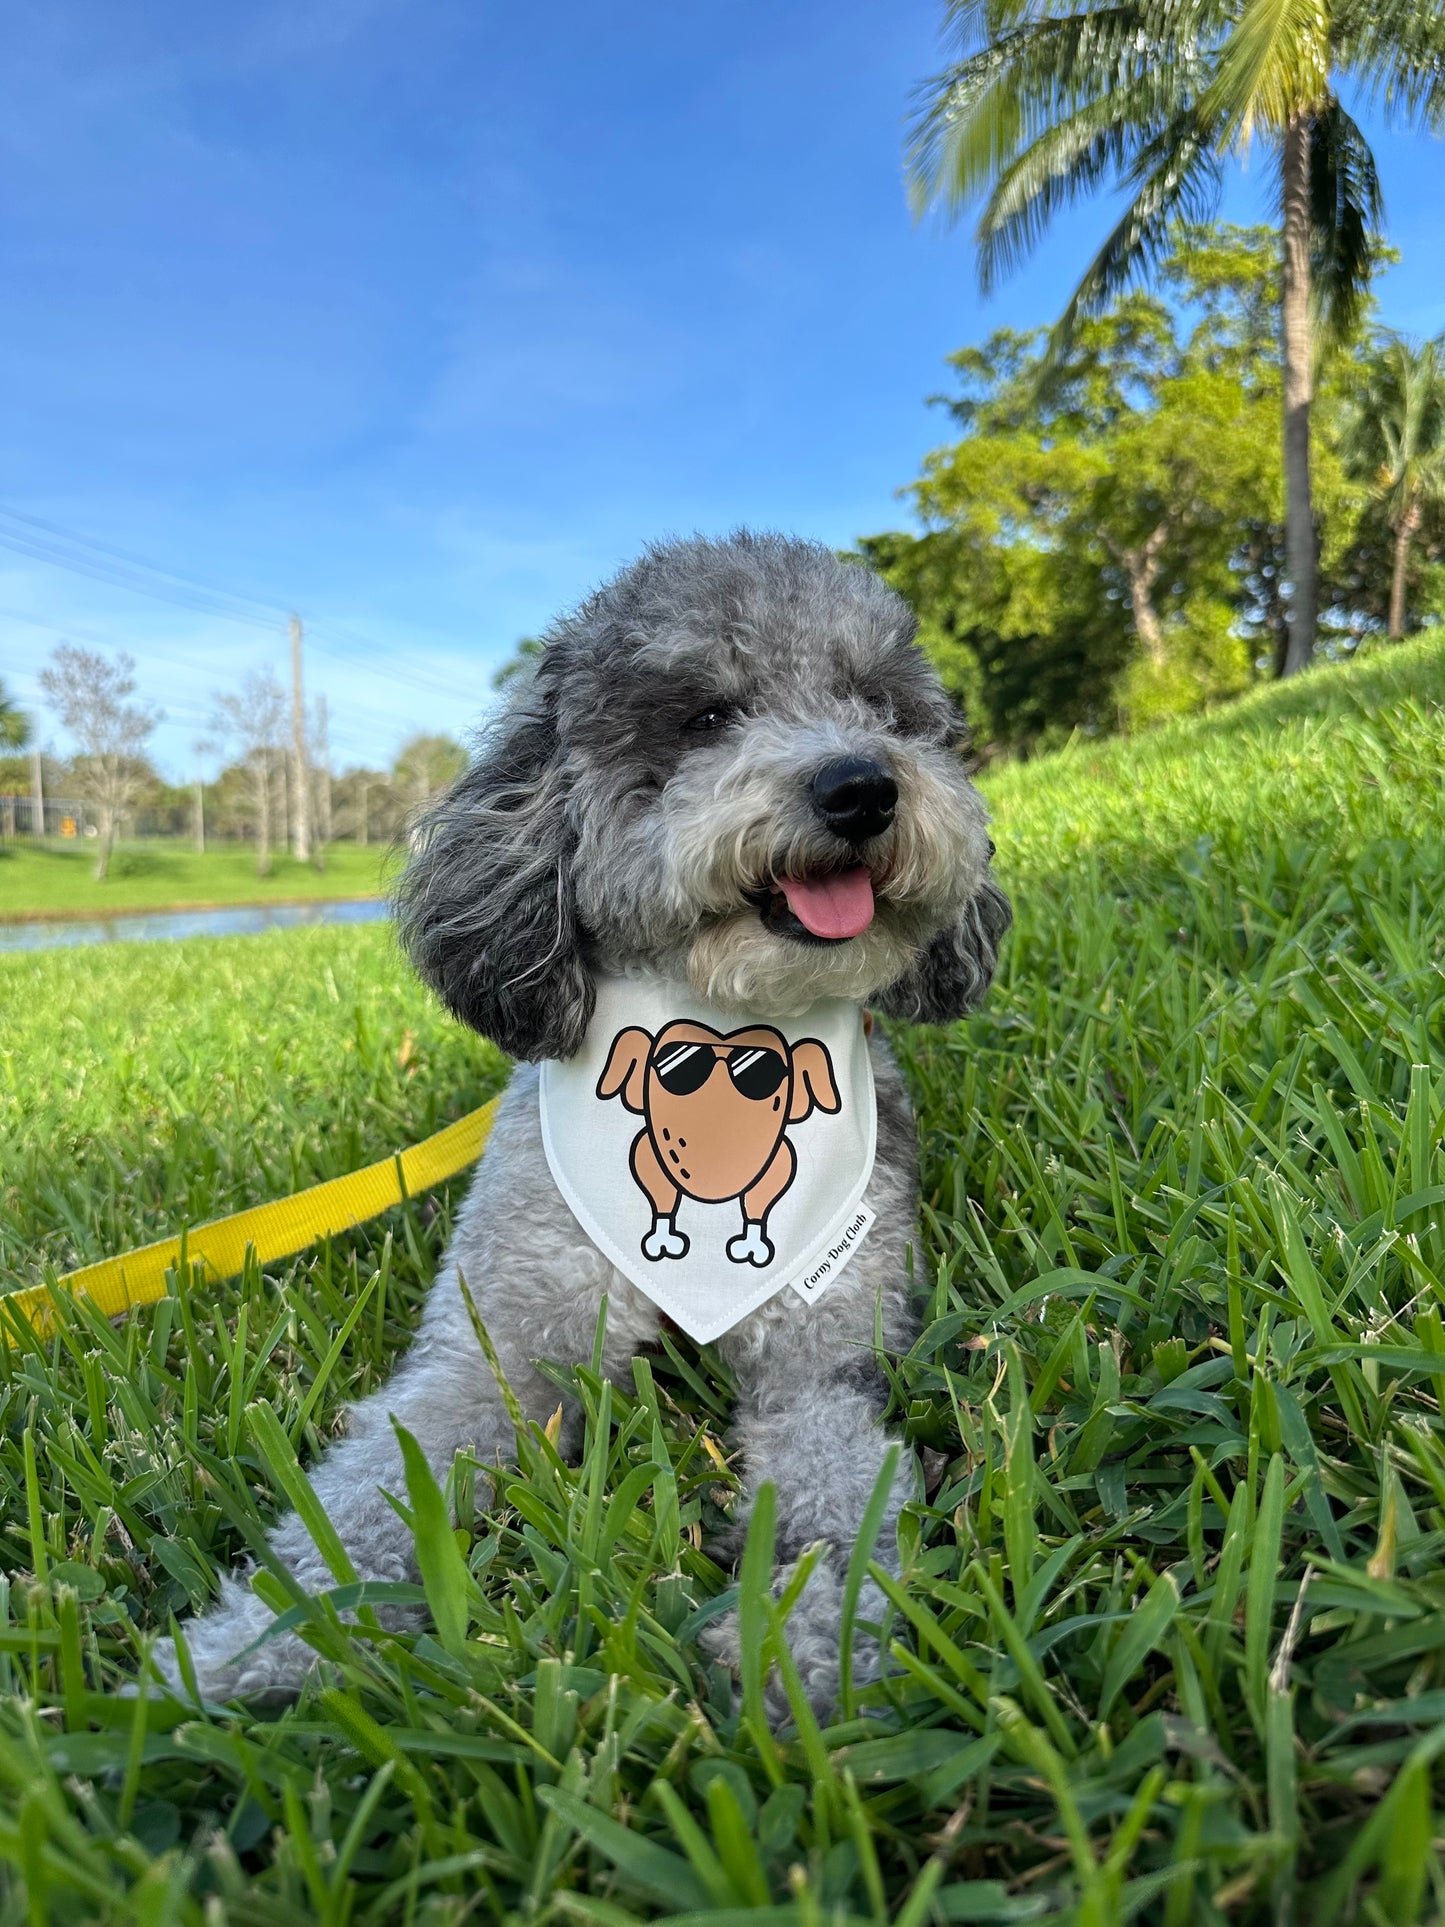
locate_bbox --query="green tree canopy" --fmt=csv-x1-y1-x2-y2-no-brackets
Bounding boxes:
393,733,468,820
861,226,1375,753
0,679,30,752
491,636,545,692
1340,332,1445,641
908,0,1445,677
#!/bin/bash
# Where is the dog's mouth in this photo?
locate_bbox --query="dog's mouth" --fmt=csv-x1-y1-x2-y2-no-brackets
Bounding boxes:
749,866,877,945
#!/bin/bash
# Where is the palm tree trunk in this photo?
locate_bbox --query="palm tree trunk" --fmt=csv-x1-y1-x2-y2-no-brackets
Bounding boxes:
1388,499,1421,641
1280,115,1317,678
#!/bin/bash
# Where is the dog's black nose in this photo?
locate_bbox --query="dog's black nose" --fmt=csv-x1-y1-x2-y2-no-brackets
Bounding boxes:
810,756,897,843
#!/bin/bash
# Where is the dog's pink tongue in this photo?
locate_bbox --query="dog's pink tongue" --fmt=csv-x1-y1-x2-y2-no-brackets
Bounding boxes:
779,867,876,940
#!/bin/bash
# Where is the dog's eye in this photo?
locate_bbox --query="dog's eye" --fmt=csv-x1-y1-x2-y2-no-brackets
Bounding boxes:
682,704,733,736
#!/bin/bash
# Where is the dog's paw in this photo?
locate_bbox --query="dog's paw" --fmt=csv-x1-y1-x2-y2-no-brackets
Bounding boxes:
726,1221,774,1268
699,1559,883,1725
131,1576,318,1707
643,1219,689,1261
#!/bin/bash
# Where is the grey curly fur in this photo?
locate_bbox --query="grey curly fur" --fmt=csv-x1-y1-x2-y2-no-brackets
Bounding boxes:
148,531,1011,1719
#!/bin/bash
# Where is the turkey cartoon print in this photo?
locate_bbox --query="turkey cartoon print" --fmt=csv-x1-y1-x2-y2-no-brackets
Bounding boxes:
596,1020,841,1267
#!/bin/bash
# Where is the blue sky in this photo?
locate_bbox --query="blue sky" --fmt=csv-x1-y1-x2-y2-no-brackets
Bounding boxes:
2,0,1442,779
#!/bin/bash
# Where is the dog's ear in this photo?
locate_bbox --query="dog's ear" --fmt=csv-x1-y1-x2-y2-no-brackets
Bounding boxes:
875,876,1012,1025
394,684,593,1061
597,1028,651,1113
789,1039,841,1121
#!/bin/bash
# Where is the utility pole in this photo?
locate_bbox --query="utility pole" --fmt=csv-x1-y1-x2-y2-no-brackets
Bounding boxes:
290,613,311,862
30,746,44,840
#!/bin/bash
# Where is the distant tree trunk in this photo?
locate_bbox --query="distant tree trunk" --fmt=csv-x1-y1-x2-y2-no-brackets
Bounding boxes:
1388,498,1421,641
312,692,329,873
194,780,205,854
253,754,272,878
31,747,44,840
95,799,115,882
290,615,311,862
1110,524,1170,666
275,750,288,859
358,780,369,847
1280,115,1317,678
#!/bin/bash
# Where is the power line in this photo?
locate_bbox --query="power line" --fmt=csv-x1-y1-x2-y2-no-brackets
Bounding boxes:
0,603,257,683
0,505,288,624
0,526,280,632
0,503,494,711
1,612,376,756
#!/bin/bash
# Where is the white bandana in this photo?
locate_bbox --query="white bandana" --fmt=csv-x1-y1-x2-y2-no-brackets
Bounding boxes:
539,973,877,1343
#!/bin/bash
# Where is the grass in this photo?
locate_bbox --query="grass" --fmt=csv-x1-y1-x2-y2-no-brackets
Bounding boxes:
1,632,1445,1922
0,840,387,921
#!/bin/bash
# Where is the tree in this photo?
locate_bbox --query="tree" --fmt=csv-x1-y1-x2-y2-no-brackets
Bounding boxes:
310,694,331,873
1341,332,1445,640
861,230,1295,748
907,0,1445,678
393,733,467,823
208,672,286,877
491,636,545,692
38,646,160,880
329,764,392,845
0,679,30,751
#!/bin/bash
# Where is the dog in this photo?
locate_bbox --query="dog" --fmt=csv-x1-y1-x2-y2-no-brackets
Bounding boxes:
598,1020,839,1266
151,531,1010,1714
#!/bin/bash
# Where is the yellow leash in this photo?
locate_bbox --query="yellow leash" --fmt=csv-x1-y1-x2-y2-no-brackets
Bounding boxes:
3,1097,500,1341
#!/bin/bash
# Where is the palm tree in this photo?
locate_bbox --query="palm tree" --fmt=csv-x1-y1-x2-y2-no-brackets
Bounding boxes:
1343,332,1445,640
908,0,1445,677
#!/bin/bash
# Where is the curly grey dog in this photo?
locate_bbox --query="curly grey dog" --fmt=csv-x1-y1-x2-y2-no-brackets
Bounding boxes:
152,531,1010,1712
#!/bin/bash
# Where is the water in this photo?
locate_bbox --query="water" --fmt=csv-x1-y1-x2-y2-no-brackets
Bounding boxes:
0,896,391,954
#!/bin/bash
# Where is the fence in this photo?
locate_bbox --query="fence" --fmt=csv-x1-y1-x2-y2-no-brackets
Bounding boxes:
0,795,89,840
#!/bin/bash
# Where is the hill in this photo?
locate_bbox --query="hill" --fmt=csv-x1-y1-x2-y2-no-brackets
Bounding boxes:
0,637,1443,1921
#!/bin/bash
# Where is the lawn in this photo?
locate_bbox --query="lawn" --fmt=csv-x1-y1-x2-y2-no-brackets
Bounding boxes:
0,839,388,921
1,634,1444,1923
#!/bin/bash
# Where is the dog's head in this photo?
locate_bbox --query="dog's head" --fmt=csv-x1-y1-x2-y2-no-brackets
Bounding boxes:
395,531,1011,1059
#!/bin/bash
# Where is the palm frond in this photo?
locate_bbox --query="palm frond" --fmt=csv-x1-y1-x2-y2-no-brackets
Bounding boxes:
1200,0,1331,141
936,0,1048,54
975,78,1192,292
1040,113,1225,371
1339,330,1445,525
907,41,1032,218
907,5,1163,218
1334,0,1445,132
1305,96,1384,346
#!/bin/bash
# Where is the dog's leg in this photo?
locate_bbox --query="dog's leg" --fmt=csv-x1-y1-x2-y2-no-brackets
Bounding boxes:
148,1079,659,1704
631,1130,688,1259
727,1140,794,1267
151,1260,648,1703
146,1262,509,1704
710,1318,912,1720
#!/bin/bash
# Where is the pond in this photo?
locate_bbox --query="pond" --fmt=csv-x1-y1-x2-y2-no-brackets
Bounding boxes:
0,897,391,954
